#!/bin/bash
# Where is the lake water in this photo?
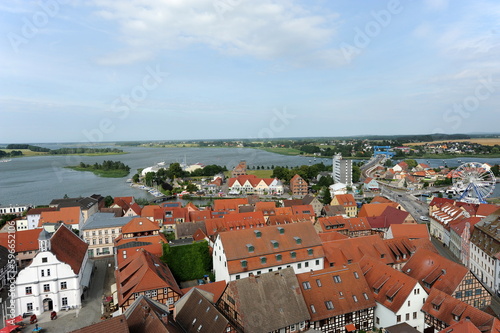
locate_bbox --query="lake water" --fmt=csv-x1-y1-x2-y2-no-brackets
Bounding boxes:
1,145,499,206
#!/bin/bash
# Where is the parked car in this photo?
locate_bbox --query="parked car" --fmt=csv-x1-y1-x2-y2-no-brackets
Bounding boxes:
420,216,429,221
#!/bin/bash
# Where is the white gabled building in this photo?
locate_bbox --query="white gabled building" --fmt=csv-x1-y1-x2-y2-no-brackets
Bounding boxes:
14,224,92,316
213,222,324,282
360,256,428,332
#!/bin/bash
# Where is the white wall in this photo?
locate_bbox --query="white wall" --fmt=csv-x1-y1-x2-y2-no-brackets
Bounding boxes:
374,283,428,332
15,251,81,315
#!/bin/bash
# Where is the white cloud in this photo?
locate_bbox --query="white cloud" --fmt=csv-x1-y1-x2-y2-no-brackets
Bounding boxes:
90,0,343,67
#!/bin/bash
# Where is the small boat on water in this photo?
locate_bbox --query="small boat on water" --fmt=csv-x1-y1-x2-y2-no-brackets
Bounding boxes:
0,159,12,163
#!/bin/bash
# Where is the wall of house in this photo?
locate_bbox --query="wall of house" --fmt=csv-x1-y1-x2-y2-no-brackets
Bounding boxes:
469,242,495,291
229,258,324,282
15,251,81,315
374,285,427,332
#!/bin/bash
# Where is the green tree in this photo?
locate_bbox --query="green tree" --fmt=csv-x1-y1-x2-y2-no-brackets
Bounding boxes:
352,165,361,183
321,187,332,205
104,195,114,207
185,183,198,193
404,159,418,169
132,173,140,183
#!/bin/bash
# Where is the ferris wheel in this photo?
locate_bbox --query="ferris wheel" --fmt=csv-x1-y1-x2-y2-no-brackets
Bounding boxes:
452,162,496,204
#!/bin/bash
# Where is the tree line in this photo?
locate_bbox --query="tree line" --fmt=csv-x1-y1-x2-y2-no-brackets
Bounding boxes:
5,144,123,154
79,160,130,172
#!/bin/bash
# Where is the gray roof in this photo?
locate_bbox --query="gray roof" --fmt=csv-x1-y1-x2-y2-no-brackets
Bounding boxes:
385,323,420,333
81,212,135,231
176,221,206,238
176,289,231,333
226,267,310,333
50,197,98,210
38,229,53,241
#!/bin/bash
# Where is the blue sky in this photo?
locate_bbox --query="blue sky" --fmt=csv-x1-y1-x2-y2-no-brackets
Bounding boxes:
1,0,500,143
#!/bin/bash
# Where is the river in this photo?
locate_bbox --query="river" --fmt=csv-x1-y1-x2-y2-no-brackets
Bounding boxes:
1,144,499,206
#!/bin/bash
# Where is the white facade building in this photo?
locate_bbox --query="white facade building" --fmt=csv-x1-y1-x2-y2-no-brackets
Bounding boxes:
332,154,352,186
14,224,91,316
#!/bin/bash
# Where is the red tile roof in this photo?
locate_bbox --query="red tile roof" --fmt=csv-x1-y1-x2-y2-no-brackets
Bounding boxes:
318,232,349,242
437,318,482,333
39,206,81,227
0,229,42,253
122,217,160,234
370,196,394,204
333,194,356,207
181,280,227,303
360,256,419,313
318,216,371,233
205,212,266,237
476,204,500,217
219,222,323,274
69,315,130,333
213,198,249,212
189,210,212,222
267,214,312,225
296,264,376,322
322,235,393,267
51,224,89,274
422,288,500,332
254,201,277,214
358,203,399,218
402,248,468,295
389,224,430,239
116,249,182,308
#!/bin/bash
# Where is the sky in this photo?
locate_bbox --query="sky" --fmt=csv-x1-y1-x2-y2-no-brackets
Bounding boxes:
1,0,500,143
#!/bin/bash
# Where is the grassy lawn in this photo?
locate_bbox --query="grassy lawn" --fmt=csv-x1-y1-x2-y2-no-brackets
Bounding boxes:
247,169,274,178
256,147,303,156
64,166,129,178
404,138,500,146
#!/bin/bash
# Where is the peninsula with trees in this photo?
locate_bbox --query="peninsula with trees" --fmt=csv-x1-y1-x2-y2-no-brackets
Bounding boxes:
65,160,131,178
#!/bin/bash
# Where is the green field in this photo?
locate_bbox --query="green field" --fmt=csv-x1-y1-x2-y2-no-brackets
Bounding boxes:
64,166,129,178
247,169,274,178
256,147,303,156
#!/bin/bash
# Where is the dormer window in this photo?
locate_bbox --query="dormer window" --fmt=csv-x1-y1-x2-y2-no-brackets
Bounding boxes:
290,251,296,259
254,230,261,238
307,248,314,256
276,254,282,261
277,227,284,234
294,237,302,245
260,257,267,264
246,244,254,253
241,260,247,268
271,240,279,249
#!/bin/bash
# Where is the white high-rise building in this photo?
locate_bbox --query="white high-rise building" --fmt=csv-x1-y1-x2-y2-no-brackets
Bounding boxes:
332,154,352,186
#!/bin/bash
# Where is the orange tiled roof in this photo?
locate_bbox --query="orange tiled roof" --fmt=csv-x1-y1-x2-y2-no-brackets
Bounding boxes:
275,207,293,215
291,205,314,216
389,224,430,239
383,237,415,265
297,264,376,322
422,288,500,332
402,248,468,295
219,222,323,274
213,198,249,212
476,204,500,217
322,235,394,267
115,234,167,265
116,249,182,307
205,212,266,237
39,206,81,227
358,203,399,218
333,194,356,207
181,280,227,303
370,196,394,204
0,229,42,253
318,232,349,242
189,210,212,222
122,217,160,234
360,256,419,313
267,214,311,225
254,202,277,214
